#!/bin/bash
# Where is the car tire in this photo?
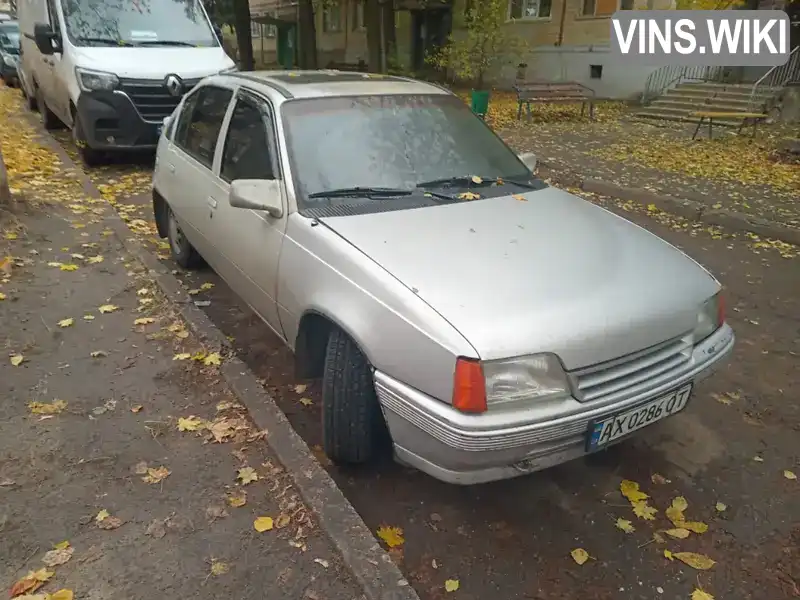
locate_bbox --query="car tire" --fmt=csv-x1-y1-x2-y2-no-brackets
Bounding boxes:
73,114,104,167
322,327,388,465
25,82,37,110
36,86,60,130
166,204,201,269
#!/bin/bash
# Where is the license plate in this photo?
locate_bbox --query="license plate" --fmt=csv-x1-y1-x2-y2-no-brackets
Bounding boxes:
586,383,693,451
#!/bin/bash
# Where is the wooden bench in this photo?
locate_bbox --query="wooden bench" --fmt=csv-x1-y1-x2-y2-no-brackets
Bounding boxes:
689,111,768,140
324,60,367,72
513,81,596,121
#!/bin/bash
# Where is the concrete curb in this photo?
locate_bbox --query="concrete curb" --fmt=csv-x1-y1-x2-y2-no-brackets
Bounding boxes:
33,120,420,600
536,160,800,247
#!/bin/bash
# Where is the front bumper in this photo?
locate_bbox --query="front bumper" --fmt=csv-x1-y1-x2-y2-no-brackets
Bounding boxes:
76,91,162,151
376,323,735,485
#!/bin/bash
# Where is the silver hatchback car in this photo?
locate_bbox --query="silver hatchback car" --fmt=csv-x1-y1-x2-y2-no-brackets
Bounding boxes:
152,71,734,485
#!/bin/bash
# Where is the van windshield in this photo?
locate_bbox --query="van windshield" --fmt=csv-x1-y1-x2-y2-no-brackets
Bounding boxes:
60,0,218,48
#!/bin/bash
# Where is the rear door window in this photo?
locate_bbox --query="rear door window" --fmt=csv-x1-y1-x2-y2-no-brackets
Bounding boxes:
173,85,233,169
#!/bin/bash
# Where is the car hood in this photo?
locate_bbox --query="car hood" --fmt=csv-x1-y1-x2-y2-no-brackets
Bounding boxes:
318,187,719,370
70,46,234,79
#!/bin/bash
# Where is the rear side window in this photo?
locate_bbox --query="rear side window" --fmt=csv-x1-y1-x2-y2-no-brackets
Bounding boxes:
174,85,233,169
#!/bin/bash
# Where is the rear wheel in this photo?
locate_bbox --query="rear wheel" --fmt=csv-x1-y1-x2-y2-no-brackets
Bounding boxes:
167,204,201,269
24,80,37,110
36,86,60,130
322,327,389,464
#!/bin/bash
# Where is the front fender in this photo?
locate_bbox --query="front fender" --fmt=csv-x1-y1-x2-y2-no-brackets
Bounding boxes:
278,214,478,404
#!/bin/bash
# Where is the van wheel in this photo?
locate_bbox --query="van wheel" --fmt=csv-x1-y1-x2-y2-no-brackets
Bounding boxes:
25,82,37,110
322,327,388,465
73,114,103,167
167,204,201,269
36,86,60,130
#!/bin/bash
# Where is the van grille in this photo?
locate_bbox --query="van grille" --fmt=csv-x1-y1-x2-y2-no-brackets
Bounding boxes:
571,335,693,403
118,77,202,122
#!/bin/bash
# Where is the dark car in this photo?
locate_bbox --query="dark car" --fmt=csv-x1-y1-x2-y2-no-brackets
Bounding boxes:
0,20,20,86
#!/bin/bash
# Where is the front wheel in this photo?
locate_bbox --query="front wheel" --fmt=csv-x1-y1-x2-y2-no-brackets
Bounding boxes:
167,204,201,269
322,328,389,465
73,114,104,167
36,86,60,130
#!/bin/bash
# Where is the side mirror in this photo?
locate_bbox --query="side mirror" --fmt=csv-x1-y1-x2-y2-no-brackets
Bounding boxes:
229,179,283,218
518,151,537,173
33,22,59,55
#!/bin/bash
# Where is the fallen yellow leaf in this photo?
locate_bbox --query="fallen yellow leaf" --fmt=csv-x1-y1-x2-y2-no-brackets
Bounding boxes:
237,467,259,485
228,491,247,507
10,354,24,366
51,590,75,600
512,194,527,202
620,479,649,503
96,509,110,522
276,514,291,528
28,400,67,415
210,559,229,576
444,579,460,592
294,384,308,394
41,546,74,567
87,255,104,264
142,466,171,484
133,317,156,325
691,588,715,600
177,416,207,432
53,540,70,550
137,287,150,296
663,528,691,539
173,352,191,361
204,352,222,366
299,397,313,406
200,282,214,291
188,288,201,295
83,314,95,321
9,568,54,597
615,518,635,533
470,175,483,184
59,263,79,271
784,470,797,480
254,516,274,532
673,552,716,570
98,304,118,314
0,292,6,300
58,318,74,328
570,548,589,565
376,525,404,548
665,496,689,525
131,405,143,413
715,502,727,512
632,500,658,521
457,191,481,201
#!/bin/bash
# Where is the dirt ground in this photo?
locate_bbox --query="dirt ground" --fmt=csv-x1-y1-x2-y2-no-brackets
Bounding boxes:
3,83,799,600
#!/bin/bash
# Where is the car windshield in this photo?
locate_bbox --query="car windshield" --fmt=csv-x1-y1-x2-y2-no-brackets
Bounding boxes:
0,23,18,51
280,94,532,208
60,0,218,48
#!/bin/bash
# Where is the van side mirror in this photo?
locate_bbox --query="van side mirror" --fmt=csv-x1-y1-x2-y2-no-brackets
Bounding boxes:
33,22,59,55
518,151,537,173
229,179,283,218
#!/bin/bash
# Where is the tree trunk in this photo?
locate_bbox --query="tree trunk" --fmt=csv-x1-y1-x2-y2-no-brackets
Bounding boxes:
232,0,254,70
365,0,382,72
297,0,317,69
381,0,397,72
0,147,10,207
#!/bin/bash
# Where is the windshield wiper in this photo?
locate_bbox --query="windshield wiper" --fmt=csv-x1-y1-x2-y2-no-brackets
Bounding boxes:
417,175,542,190
307,187,414,199
76,37,137,46
136,40,197,47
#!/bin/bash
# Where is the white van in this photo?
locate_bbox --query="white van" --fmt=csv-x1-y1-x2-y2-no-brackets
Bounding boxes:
17,0,235,166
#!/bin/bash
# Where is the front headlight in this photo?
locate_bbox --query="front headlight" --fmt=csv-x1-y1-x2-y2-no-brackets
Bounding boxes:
76,67,119,92
693,293,723,343
483,353,570,408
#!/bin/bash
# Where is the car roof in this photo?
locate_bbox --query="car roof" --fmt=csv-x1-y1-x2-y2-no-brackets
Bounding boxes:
225,70,452,100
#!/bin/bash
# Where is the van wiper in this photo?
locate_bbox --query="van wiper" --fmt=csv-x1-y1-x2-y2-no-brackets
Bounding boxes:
76,37,137,46
417,175,542,190
307,187,413,199
137,40,197,47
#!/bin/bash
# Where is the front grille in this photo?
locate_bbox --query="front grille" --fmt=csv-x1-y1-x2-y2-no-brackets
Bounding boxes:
118,77,202,122
572,334,693,403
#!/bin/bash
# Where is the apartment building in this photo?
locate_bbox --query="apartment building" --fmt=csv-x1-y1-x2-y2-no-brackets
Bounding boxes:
248,0,676,99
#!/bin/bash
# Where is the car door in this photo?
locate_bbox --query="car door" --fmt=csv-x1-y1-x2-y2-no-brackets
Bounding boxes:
205,89,288,337
169,84,234,261
39,0,61,111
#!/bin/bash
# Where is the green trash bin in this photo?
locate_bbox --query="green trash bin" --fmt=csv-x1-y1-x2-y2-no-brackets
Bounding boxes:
470,89,490,119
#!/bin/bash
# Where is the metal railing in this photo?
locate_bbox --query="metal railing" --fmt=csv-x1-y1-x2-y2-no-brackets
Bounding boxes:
748,46,800,112
642,65,727,104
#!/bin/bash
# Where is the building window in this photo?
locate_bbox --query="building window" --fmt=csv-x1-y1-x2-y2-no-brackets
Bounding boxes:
322,2,342,32
582,0,623,16
508,0,552,19
351,0,365,30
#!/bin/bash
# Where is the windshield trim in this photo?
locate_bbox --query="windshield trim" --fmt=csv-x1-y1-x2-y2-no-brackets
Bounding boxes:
280,93,536,212
58,0,219,49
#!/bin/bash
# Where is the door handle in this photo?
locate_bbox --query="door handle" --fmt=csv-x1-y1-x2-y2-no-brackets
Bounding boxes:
207,197,218,209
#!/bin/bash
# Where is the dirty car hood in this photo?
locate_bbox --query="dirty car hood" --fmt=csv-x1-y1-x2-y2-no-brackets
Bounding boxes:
318,187,719,369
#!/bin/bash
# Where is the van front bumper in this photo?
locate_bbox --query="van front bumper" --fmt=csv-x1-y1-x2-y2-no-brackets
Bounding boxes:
76,91,162,151
375,323,735,485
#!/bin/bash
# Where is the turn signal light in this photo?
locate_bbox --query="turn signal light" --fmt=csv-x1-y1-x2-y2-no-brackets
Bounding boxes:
717,292,726,327
452,357,487,414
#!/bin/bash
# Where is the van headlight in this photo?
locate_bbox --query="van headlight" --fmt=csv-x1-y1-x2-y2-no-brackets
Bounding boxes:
76,67,119,92
692,293,724,344
483,353,570,408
